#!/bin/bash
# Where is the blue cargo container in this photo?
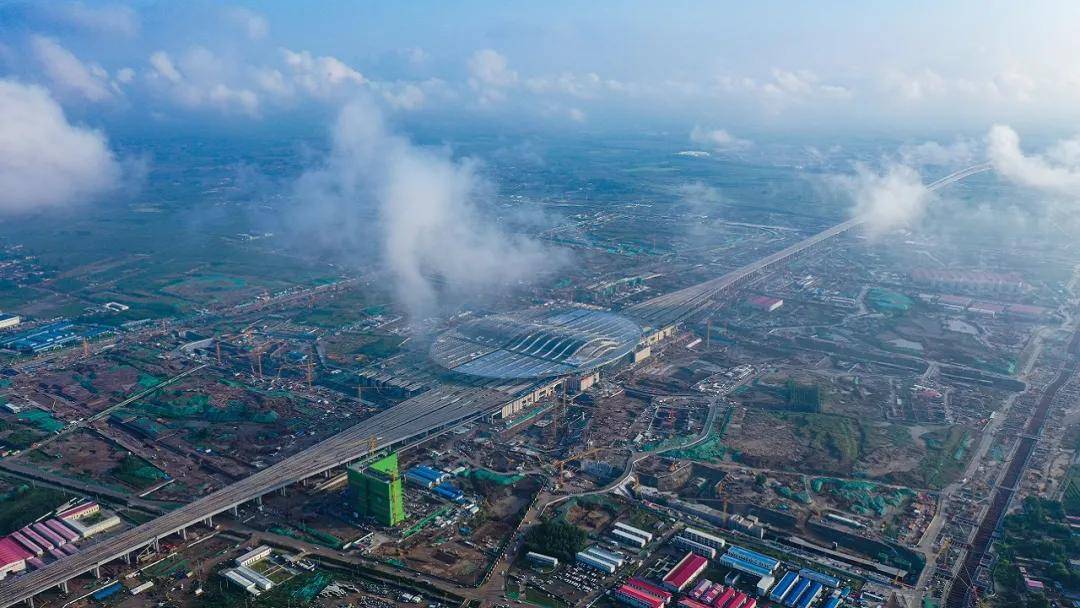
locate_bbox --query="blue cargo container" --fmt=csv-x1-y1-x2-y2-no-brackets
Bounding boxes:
770,571,799,603
726,545,779,571
92,582,123,601
799,567,841,588
822,596,841,608
784,578,810,608
796,582,823,608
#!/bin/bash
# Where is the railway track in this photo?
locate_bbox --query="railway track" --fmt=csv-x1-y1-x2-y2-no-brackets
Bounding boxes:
944,329,1080,607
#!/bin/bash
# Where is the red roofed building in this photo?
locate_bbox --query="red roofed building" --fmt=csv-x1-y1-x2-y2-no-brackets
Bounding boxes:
625,578,672,604
663,552,709,592
679,599,712,608
713,587,735,608
1006,304,1050,320
615,584,665,608
0,537,32,579
746,295,783,312
58,502,100,521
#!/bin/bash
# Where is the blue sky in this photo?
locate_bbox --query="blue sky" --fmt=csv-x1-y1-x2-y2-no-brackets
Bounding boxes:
6,0,1080,297
3,0,1080,134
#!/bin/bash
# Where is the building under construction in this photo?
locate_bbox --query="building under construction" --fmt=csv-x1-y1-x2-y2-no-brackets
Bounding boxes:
348,452,406,527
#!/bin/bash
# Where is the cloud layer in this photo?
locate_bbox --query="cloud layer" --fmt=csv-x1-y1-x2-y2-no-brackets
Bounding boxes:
836,163,932,236
0,80,121,213
292,99,555,318
987,125,1080,195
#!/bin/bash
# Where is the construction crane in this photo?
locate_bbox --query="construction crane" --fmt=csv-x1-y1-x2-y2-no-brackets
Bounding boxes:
552,447,604,494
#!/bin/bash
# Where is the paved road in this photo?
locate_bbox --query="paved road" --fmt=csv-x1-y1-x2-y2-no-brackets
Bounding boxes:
0,386,506,608
1,162,994,607
626,163,991,328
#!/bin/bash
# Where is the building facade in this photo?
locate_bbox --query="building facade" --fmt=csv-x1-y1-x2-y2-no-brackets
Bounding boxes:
348,452,406,526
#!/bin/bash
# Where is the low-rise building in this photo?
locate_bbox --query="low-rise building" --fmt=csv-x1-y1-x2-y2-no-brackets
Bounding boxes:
0,313,20,331
236,545,272,567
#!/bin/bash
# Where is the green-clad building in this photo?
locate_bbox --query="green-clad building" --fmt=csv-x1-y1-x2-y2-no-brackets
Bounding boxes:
347,452,406,526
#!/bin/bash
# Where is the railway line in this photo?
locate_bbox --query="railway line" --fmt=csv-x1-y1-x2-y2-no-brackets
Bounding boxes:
626,162,991,328
943,329,1080,608
0,162,994,607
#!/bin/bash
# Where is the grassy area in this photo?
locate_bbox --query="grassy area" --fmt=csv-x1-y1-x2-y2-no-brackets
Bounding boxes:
776,411,863,468
993,497,1077,606
2,428,44,450
915,426,972,489
110,453,168,489
1062,465,1080,516
0,484,71,535
524,585,569,608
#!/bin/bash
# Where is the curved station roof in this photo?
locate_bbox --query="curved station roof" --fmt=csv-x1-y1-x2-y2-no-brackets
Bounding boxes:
430,307,643,380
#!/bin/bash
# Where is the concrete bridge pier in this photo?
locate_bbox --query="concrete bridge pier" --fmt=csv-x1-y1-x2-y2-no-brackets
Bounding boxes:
255,496,262,506
93,564,101,578
203,515,214,527
231,505,239,516
152,538,160,552
278,486,287,497
58,581,68,594
179,527,187,540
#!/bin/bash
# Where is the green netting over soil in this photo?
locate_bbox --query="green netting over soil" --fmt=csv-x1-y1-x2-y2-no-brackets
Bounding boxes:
812,477,914,517
290,572,333,602
16,409,64,432
138,394,278,423
867,288,913,313
469,468,524,486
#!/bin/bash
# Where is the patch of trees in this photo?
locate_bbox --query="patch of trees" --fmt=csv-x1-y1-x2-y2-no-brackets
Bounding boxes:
523,519,586,563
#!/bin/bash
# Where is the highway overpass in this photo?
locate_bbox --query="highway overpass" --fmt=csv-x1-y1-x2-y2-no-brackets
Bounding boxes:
0,386,507,607
0,162,991,607
626,162,991,328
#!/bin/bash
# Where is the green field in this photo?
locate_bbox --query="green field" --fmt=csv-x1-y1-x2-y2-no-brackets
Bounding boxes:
111,454,168,489
0,484,71,535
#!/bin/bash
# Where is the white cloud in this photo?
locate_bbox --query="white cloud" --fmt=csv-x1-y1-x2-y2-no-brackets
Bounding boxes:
115,67,135,84
31,36,115,102
50,2,139,37
835,163,932,236
689,126,751,150
226,7,269,41
148,51,182,84
292,99,554,318
467,49,517,104
987,125,1080,194
898,139,978,167
380,82,425,110
281,48,366,98
146,49,260,116
0,80,121,212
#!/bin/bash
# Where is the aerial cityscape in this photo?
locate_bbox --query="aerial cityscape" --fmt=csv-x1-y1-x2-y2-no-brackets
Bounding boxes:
0,2,1077,608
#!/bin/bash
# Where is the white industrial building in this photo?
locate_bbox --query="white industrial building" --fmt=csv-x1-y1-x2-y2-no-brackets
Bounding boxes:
235,545,272,567
526,552,558,568
613,522,653,543
682,527,726,550
0,313,20,331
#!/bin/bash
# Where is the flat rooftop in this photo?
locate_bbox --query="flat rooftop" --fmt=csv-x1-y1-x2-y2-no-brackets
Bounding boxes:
430,307,642,380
